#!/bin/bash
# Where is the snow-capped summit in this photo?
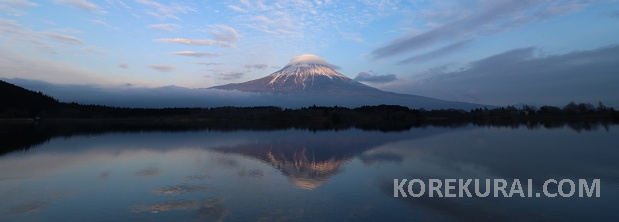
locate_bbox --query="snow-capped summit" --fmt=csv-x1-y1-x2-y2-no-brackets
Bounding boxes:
267,63,349,90
213,54,378,95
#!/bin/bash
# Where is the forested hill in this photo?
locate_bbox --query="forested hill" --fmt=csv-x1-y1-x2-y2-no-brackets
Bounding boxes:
0,80,61,117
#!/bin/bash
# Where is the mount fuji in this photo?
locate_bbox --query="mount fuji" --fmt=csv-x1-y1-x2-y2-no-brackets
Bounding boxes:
212,54,488,110
213,55,378,96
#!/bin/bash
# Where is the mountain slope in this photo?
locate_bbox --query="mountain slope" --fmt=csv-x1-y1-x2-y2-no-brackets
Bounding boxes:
213,63,383,96
211,54,490,110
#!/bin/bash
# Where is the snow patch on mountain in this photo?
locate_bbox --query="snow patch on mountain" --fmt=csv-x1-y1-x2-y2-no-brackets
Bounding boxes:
268,64,348,89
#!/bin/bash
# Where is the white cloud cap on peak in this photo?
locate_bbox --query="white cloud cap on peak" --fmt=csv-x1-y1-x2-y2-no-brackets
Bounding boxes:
286,54,340,69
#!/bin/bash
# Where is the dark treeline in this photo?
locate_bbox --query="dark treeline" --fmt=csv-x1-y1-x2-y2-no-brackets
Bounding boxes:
1,79,618,124
2,99,618,125
1,111,615,156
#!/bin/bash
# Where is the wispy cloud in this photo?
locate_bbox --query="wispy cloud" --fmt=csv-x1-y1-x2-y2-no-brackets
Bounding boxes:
155,38,233,47
388,44,619,106
249,13,301,37
91,19,118,30
227,5,247,12
354,72,397,84
191,62,224,66
50,27,82,34
148,23,180,32
209,25,241,43
0,0,37,15
40,32,84,45
399,40,471,64
134,167,161,177
135,0,194,20
118,63,128,68
0,0,37,7
340,32,363,42
155,25,241,47
0,17,25,34
244,64,268,70
107,0,131,9
1,18,80,48
218,72,244,80
170,51,221,58
80,46,107,54
219,0,409,57
149,65,174,72
54,0,107,14
372,0,595,60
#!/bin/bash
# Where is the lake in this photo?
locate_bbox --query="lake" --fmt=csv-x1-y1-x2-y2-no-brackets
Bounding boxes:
1,123,618,221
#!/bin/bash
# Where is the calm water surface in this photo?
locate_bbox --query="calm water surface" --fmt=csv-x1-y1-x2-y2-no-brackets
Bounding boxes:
1,125,618,221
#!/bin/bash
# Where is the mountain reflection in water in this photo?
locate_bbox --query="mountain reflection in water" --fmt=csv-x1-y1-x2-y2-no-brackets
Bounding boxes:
206,127,448,189
209,142,359,189
0,124,618,221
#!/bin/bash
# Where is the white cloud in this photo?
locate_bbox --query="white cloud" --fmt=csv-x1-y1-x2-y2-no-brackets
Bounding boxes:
148,65,174,72
155,25,241,47
398,40,471,64
340,32,363,42
0,0,35,15
209,25,241,43
0,0,36,13
218,72,244,80
80,46,107,54
155,38,233,47
372,0,598,60
249,13,301,37
108,0,131,9
170,51,222,58
191,62,224,66
286,54,340,69
40,32,83,45
239,0,251,8
0,0,37,7
0,18,23,34
244,64,268,69
253,15,272,23
354,71,397,83
0,18,99,55
50,27,82,34
148,23,180,32
118,63,128,68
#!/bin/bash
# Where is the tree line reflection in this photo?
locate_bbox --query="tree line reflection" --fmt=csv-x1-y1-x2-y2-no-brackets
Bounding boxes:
0,116,615,156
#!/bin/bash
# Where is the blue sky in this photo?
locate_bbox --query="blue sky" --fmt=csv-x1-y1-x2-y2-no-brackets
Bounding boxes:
1,0,618,106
